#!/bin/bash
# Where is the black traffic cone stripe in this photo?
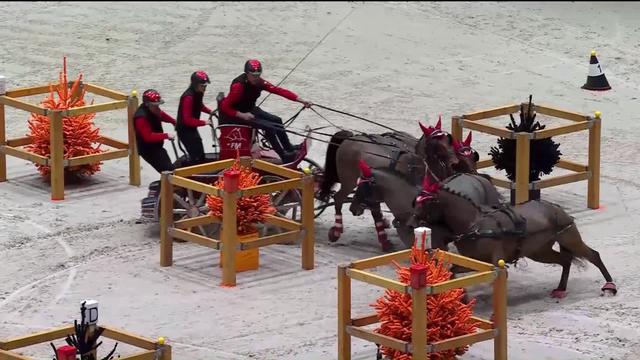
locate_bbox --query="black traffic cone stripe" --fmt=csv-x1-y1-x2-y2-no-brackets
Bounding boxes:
582,51,611,91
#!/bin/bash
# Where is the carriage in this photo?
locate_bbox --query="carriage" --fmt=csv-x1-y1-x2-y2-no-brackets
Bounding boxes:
139,92,330,238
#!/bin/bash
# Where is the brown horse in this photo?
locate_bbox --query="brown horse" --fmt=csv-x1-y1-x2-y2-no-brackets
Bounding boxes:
412,130,617,298
319,119,455,251
349,121,458,247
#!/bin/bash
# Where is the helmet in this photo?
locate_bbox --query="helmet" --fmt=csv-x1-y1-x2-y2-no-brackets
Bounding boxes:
142,89,164,105
191,70,211,85
244,59,262,75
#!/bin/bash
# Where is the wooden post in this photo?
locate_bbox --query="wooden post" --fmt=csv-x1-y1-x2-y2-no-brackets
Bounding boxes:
221,169,239,287
127,90,140,186
514,133,530,204
451,116,463,142
160,171,174,267
0,103,5,182
493,260,508,360
410,264,428,360
301,174,315,270
49,110,64,200
337,264,351,360
157,337,172,360
587,112,601,209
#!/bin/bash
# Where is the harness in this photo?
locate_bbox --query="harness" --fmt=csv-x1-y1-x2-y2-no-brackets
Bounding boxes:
361,133,425,183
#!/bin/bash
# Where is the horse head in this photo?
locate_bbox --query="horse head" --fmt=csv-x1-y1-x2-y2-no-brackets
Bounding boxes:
417,117,459,183
410,174,444,226
349,159,383,216
452,131,480,174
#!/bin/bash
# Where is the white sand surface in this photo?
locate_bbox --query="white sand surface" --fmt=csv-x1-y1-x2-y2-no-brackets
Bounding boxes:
1,2,639,359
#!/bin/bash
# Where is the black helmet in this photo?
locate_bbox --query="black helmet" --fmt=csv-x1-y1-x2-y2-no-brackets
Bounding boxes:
191,70,211,85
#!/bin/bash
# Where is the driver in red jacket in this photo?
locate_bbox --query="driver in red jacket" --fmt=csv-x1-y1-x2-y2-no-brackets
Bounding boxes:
219,59,312,163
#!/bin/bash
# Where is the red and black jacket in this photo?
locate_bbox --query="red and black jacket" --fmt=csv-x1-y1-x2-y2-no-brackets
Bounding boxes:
133,105,176,154
176,87,212,133
220,73,298,120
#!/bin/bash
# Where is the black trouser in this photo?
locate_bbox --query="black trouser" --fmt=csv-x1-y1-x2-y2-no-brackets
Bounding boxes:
140,148,174,174
177,128,205,164
232,107,296,160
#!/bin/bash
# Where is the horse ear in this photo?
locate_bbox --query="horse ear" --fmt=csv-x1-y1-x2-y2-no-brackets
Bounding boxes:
463,131,472,147
436,115,442,130
419,121,431,137
358,159,373,178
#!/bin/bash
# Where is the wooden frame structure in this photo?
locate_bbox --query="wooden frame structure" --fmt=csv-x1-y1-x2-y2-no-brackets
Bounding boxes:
451,102,601,208
0,82,141,200
159,157,315,287
337,249,508,360
0,324,171,360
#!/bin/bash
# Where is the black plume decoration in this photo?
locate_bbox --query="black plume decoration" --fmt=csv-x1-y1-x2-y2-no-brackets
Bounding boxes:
489,95,561,182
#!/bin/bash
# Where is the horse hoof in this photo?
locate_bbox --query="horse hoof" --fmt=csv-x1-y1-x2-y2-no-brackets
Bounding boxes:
328,227,342,242
601,282,617,296
550,289,567,299
381,241,395,253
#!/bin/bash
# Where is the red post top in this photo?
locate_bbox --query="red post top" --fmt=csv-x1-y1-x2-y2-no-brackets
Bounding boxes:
56,345,77,360
410,264,428,290
223,169,240,192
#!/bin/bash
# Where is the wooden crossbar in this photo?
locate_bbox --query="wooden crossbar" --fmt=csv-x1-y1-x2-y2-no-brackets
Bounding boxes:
63,100,128,117
5,136,32,147
429,328,496,352
252,159,303,179
167,228,220,249
346,326,409,353
0,325,75,350
430,271,496,295
349,249,411,270
346,268,408,293
66,149,128,166
84,83,128,100
0,96,47,115
462,104,520,120
0,145,48,165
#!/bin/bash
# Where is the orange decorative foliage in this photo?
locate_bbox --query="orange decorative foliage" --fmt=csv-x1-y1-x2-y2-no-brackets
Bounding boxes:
372,246,479,359
206,159,276,235
26,57,104,179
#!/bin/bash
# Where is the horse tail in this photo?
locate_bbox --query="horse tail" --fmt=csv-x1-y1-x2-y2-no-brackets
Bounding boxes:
319,130,353,200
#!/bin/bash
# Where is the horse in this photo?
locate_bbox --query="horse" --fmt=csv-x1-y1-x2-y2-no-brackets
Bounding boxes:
336,121,458,247
318,119,455,251
411,127,618,298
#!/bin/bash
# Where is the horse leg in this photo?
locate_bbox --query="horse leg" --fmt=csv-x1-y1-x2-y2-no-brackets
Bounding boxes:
555,224,617,296
328,187,351,242
526,245,574,299
370,205,393,252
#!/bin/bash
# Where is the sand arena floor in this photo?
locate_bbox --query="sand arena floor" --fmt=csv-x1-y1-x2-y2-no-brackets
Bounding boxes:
1,2,639,359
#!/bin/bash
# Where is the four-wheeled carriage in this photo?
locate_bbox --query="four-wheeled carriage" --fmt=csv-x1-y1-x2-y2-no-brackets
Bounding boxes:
140,92,328,238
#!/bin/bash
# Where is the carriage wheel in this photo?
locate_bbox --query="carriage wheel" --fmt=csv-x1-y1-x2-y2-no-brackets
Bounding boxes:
171,187,220,239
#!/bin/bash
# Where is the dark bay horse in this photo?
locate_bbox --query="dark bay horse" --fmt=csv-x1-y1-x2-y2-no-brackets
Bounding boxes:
319,119,454,251
412,129,617,298
346,127,475,250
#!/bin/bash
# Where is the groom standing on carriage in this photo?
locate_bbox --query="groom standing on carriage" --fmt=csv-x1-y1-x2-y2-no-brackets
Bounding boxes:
219,59,313,163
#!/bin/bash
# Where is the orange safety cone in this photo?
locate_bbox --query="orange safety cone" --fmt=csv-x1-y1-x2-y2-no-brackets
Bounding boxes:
582,50,611,91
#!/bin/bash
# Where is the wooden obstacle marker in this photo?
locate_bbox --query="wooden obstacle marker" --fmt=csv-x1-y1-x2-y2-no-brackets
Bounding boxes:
451,102,601,208
0,324,171,360
337,249,508,360
0,82,140,200
159,156,315,287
